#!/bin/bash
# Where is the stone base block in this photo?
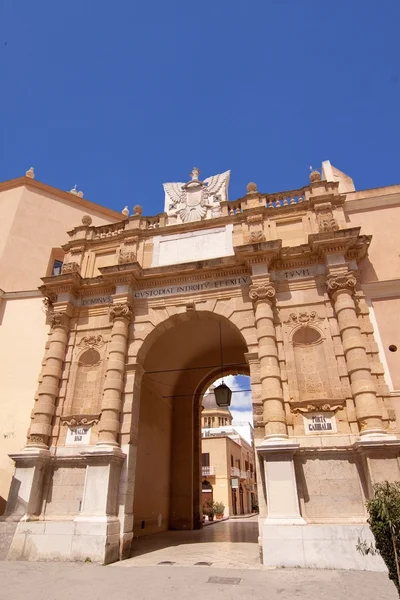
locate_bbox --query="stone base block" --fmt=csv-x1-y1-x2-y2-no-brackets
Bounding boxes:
7,518,120,564
262,523,387,571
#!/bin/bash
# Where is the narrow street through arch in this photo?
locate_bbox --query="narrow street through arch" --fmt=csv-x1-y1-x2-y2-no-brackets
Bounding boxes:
114,517,260,569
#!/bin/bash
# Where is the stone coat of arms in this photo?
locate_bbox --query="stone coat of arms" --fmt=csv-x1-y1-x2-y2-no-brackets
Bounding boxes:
163,167,230,224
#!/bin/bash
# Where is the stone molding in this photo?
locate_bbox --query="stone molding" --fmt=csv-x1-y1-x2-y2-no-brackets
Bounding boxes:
326,272,357,296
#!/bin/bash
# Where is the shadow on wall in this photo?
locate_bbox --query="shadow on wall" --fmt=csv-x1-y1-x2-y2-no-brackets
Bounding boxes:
1,476,27,518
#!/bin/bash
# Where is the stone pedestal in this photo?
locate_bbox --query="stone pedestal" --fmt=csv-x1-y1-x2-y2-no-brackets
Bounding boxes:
258,441,305,525
5,450,50,519
73,448,125,564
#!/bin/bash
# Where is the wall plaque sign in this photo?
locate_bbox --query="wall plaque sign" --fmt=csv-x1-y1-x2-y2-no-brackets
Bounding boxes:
303,412,337,434
66,426,91,445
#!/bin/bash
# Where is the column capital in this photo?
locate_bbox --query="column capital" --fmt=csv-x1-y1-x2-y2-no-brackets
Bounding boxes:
326,271,357,297
109,302,133,323
50,311,70,330
249,283,276,304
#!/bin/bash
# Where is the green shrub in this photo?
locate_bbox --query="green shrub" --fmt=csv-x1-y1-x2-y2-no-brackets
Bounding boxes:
366,481,400,596
214,501,225,515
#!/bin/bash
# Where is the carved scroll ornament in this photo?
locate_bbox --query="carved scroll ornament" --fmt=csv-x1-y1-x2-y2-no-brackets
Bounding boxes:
61,262,81,274
326,272,357,295
62,415,100,427
249,284,276,303
109,303,133,322
77,335,105,349
118,250,137,265
285,311,318,325
245,231,266,244
50,312,69,329
291,402,344,414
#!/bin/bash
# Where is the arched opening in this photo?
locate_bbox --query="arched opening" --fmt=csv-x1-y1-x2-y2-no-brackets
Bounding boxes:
200,374,256,518
132,312,249,538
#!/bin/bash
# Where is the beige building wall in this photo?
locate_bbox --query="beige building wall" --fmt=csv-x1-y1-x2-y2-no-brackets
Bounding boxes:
132,382,172,537
202,433,256,517
0,177,121,512
0,183,120,292
0,296,48,512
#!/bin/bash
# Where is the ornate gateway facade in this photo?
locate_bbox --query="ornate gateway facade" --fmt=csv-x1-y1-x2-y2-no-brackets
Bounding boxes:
2,163,400,569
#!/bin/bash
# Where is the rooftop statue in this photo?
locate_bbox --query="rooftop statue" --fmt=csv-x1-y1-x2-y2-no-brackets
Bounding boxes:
163,167,230,224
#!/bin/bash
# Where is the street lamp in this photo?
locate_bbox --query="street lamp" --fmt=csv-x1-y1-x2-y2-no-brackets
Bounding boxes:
214,322,232,408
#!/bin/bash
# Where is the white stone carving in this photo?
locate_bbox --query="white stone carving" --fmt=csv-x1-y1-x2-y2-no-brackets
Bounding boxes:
163,168,230,224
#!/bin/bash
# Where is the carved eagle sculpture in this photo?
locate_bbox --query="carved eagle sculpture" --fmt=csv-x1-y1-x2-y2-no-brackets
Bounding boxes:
163,169,230,223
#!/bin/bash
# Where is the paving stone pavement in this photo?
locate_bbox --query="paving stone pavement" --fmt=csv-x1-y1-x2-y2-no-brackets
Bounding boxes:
119,516,261,569
1,518,397,599
0,562,397,600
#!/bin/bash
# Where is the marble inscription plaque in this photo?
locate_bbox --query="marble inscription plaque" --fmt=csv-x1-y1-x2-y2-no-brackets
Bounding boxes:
303,412,337,434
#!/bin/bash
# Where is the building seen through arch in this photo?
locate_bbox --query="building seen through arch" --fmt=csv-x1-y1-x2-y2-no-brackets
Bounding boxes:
0,162,399,571
201,383,257,517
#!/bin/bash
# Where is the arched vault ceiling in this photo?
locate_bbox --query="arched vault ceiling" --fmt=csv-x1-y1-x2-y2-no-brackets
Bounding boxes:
141,315,248,400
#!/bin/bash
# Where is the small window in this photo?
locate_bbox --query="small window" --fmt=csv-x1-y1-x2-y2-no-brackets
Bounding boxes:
51,260,63,276
202,453,210,467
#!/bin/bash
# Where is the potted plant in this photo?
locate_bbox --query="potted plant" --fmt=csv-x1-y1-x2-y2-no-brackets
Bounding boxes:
204,499,216,521
214,501,225,519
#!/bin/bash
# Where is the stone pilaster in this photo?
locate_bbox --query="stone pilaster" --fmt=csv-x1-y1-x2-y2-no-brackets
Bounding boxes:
249,282,287,440
327,271,385,437
28,311,70,449
97,302,132,447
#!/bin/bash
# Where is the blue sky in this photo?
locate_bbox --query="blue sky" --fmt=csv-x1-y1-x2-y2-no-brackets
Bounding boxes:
1,2,400,216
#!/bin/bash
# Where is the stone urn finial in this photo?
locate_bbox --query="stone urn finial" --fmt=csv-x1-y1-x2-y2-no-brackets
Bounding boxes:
25,167,35,179
122,206,129,217
246,182,257,194
77,190,84,198
309,166,321,183
81,215,92,226
70,185,78,195
133,204,143,216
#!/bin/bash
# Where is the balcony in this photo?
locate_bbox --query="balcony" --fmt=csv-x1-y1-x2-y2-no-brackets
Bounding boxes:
231,467,241,478
202,466,215,477
240,470,248,480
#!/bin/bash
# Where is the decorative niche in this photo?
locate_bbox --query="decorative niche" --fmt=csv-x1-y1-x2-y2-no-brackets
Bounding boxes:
283,310,344,415
62,334,107,430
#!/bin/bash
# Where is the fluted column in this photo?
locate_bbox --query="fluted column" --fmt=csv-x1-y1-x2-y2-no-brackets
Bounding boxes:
249,282,287,440
327,271,384,436
28,312,70,448
97,302,132,447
